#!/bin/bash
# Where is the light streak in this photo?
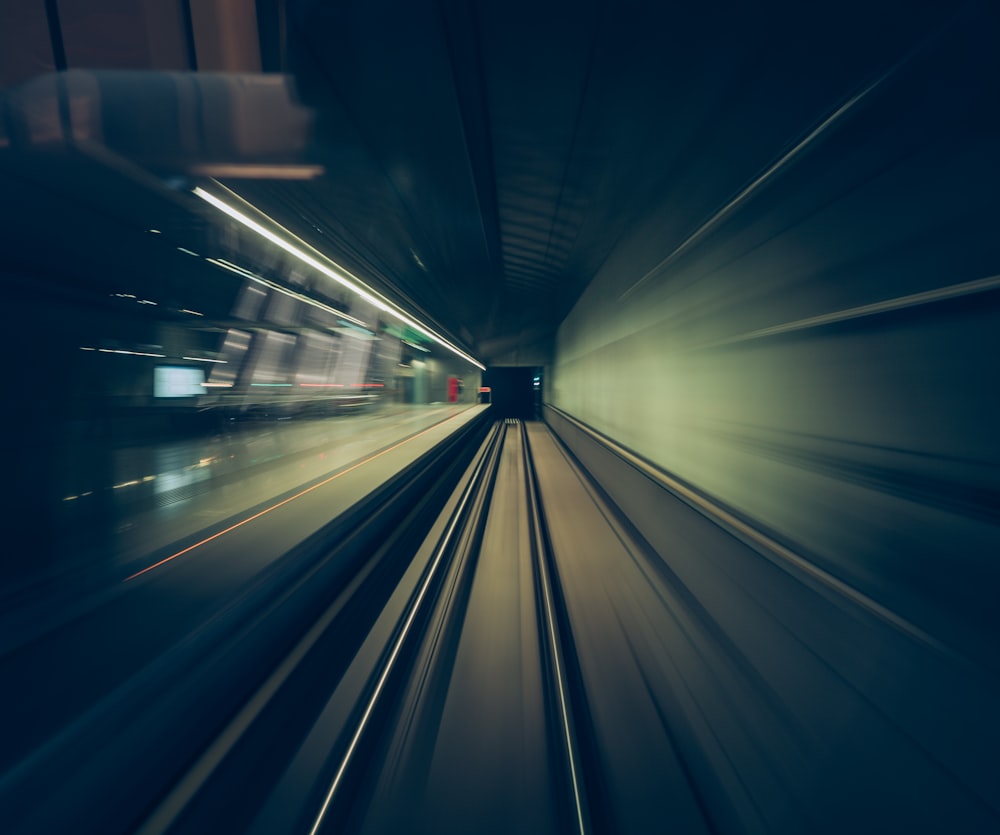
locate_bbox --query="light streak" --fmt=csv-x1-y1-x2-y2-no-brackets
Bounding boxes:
619,69,900,301
124,413,465,582
192,185,485,370
97,349,167,358
692,273,1000,351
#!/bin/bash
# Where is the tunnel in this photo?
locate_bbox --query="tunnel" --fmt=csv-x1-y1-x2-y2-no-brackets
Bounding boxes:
0,1,999,833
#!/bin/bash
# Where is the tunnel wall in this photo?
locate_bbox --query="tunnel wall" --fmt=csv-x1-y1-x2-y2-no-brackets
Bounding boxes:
549,32,1000,657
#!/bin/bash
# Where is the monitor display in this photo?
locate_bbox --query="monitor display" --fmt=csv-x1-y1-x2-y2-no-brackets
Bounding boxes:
154,366,205,398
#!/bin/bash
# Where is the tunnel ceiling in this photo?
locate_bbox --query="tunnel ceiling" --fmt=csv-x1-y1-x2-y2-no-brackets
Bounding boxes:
0,0,965,365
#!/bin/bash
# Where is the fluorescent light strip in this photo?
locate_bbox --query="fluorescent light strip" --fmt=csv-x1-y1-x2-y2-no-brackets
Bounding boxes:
192,186,485,371
98,348,166,358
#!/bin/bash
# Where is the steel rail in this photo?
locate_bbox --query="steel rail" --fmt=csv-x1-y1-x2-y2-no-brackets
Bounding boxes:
306,421,506,835
521,421,591,835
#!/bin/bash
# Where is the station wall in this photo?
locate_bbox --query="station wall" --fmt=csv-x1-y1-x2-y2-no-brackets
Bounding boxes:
549,44,1000,655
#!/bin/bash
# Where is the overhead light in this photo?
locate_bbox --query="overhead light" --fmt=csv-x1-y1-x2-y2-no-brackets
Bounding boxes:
177,247,200,257
192,185,485,371
97,348,166,358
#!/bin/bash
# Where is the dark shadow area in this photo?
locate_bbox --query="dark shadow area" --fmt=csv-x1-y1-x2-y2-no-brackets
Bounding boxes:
482,367,541,419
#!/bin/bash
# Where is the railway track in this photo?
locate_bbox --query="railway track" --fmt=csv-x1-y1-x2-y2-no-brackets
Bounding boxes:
132,419,611,834
12,416,995,833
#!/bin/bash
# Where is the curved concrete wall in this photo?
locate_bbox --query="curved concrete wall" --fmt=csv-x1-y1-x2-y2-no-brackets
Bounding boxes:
550,29,1000,658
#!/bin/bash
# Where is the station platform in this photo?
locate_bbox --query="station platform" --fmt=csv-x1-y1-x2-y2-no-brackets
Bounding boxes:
1,403,487,656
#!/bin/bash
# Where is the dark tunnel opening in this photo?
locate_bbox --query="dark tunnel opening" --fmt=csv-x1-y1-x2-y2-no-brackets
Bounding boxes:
481,366,542,419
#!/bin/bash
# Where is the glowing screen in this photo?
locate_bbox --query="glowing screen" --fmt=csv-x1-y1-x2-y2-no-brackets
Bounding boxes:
154,366,206,397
